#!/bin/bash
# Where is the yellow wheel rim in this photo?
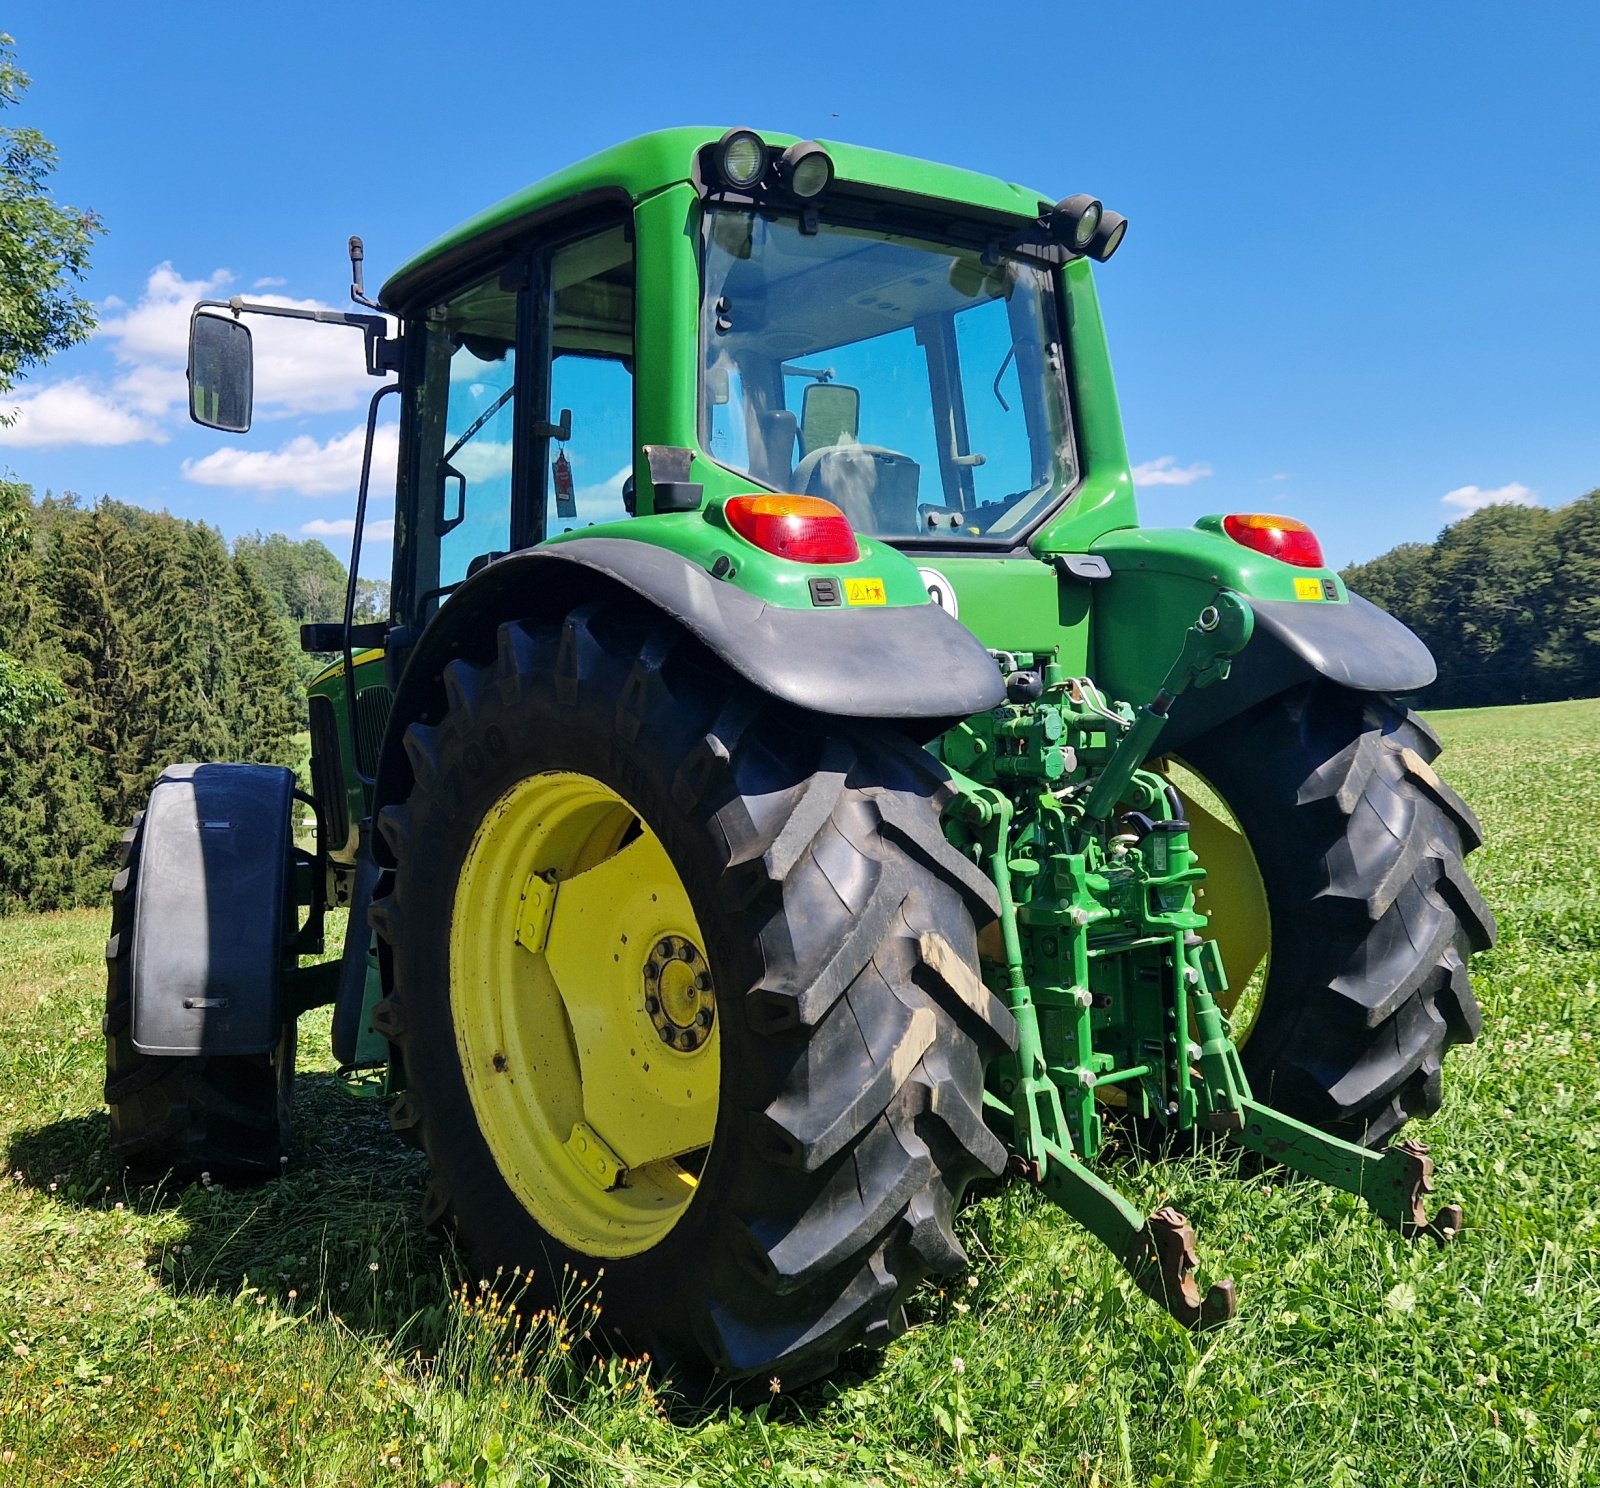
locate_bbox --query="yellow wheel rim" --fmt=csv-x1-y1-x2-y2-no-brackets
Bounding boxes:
1163,759,1271,1043
449,771,718,1258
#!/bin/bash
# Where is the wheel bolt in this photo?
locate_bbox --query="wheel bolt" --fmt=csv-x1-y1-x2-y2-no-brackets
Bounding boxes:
646,994,660,1014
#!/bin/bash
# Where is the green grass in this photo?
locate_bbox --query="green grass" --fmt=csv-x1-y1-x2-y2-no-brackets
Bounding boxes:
2,700,1598,1486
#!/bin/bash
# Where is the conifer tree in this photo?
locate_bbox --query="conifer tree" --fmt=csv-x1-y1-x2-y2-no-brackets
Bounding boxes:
0,481,107,909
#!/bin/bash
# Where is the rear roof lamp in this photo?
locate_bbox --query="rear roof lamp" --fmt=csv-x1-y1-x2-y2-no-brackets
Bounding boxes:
715,128,768,189
1086,210,1128,262
724,494,860,565
1222,513,1326,569
1054,193,1104,251
780,141,834,199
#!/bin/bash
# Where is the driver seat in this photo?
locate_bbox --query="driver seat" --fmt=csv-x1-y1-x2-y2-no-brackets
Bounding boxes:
793,443,920,534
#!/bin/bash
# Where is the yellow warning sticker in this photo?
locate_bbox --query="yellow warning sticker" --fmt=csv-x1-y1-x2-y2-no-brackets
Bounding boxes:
845,577,888,606
1294,577,1324,601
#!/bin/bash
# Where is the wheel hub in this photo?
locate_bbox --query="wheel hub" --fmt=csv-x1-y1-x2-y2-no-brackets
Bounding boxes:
645,936,715,1051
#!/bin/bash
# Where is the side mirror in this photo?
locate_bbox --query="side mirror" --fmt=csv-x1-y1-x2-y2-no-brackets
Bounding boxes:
188,311,254,432
801,382,859,454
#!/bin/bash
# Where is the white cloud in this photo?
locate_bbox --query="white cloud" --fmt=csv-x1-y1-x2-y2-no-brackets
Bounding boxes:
1133,456,1213,488
182,421,398,497
452,439,514,483
0,379,167,448
1271,471,1295,482
1441,481,1538,513
301,517,395,541
1,263,388,454
112,361,187,420
252,276,287,289
98,264,376,416
98,263,233,366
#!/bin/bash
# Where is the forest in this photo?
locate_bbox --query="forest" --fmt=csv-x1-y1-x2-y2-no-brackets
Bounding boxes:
1,480,1595,914
1339,489,1600,708
0,480,382,912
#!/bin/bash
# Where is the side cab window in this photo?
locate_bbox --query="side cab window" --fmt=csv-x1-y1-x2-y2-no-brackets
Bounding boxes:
396,216,636,624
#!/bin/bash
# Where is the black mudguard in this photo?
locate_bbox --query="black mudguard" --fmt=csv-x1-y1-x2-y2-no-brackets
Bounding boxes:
129,763,294,1057
1160,592,1437,754
372,537,1006,816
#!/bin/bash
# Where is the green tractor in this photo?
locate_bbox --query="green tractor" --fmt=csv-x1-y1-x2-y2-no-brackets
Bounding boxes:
107,127,1493,1384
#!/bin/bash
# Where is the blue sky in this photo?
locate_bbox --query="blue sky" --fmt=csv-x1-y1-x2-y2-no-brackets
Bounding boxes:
2,1,1596,574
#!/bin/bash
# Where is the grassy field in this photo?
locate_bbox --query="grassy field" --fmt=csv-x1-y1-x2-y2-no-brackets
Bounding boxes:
2,699,1597,1486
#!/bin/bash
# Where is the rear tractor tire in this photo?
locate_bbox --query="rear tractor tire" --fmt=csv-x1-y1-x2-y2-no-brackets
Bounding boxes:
371,602,1016,1386
1175,682,1495,1146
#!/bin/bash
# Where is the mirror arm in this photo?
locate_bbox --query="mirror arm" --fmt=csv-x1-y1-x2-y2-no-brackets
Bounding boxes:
194,296,401,378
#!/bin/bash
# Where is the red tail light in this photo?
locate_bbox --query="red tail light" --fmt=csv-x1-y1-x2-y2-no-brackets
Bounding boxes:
723,494,860,565
1222,513,1326,569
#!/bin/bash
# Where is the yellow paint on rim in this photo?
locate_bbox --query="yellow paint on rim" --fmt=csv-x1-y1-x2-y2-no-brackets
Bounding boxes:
1163,759,1271,1042
450,770,718,1257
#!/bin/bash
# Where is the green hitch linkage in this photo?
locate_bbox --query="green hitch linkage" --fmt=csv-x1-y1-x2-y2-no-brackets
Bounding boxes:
1189,986,1463,1244
949,781,1211,1319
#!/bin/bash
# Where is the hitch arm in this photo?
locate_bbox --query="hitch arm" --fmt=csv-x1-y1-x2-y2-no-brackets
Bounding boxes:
1021,1131,1236,1329
1229,1101,1464,1244
1190,985,1463,1242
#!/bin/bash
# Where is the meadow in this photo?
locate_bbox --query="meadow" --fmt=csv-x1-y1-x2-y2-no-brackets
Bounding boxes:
1,699,1596,1487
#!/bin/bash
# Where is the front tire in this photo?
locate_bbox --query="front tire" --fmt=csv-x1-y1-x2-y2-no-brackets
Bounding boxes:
1176,682,1495,1145
371,603,1016,1385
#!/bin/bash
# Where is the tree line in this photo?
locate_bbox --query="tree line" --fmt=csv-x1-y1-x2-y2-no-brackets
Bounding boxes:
1340,490,1600,708
2,475,1592,913
0,481,379,912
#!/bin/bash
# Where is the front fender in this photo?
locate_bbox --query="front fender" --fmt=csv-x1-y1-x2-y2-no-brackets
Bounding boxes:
374,537,1005,817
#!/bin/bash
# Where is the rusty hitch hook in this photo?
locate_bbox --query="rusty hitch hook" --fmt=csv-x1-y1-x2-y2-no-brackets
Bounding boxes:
1125,1207,1237,1330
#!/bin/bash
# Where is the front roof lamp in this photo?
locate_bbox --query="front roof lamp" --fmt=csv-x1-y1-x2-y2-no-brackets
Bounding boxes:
779,140,834,200
1086,210,1129,262
715,128,769,189
1053,193,1104,251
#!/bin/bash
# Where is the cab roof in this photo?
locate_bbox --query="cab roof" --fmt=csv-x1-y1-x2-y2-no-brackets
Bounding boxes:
381,126,1053,310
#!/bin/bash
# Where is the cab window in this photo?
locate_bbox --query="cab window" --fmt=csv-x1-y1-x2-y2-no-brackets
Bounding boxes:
407,272,519,610
545,226,634,530
399,219,635,623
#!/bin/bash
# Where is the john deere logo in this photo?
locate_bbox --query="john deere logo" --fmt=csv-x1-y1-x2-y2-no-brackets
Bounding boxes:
918,567,958,618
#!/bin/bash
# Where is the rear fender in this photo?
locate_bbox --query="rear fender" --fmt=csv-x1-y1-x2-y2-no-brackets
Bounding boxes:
1085,526,1435,752
371,537,1005,822
1156,592,1436,753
